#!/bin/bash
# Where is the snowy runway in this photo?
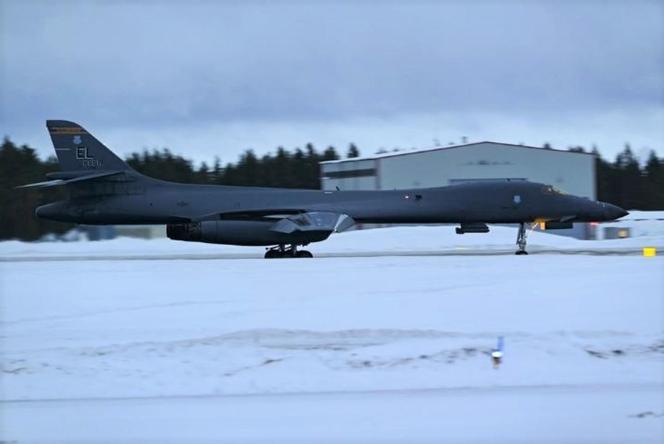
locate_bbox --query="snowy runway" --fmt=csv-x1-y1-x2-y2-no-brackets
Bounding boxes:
1,230,663,442
3,384,661,444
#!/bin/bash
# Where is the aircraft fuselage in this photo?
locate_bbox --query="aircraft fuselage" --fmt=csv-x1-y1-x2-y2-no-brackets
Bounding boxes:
36,177,625,226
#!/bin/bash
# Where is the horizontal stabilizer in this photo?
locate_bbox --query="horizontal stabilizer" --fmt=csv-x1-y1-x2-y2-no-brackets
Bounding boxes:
45,170,123,180
16,170,125,189
16,179,67,189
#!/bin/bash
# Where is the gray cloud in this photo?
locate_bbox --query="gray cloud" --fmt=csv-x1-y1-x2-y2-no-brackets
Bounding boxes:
1,0,662,160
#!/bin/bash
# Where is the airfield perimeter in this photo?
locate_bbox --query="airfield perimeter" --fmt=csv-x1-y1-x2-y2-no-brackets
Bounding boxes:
1,225,663,443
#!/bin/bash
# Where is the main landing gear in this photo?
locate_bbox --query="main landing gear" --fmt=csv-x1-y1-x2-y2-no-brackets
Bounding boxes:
515,222,529,255
264,244,313,259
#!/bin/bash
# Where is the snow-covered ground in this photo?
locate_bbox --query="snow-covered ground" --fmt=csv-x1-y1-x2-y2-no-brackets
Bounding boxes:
1,228,663,443
3,384,661,444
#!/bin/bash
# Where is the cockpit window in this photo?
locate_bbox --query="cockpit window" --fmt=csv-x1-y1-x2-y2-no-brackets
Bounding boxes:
541,185,563,195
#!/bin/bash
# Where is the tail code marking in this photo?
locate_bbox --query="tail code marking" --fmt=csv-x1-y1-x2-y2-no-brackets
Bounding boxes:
49,127,88,135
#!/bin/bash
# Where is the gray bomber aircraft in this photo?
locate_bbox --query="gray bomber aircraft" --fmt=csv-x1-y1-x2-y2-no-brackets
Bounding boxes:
23,120,628,257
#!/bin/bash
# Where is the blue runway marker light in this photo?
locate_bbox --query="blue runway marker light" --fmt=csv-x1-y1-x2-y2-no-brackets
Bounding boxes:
491,336,505,369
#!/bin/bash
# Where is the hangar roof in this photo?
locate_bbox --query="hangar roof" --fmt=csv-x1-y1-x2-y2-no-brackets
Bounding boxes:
320,141,595,165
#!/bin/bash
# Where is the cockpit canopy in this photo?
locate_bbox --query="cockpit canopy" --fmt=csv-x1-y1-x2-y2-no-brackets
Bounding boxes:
541,185,564,195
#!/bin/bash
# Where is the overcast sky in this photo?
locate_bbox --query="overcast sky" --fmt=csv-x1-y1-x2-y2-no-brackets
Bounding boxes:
1,0,663,164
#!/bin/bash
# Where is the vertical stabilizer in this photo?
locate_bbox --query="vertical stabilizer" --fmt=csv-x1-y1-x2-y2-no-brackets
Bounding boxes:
46,120,130,172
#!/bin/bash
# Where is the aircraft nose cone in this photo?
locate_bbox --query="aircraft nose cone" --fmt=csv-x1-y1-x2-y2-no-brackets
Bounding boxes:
604,203,628,220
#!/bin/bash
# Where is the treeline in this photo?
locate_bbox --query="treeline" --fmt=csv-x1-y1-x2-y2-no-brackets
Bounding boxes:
594,146,664,211
0,139,71,240
125,143,353,188
1,137,663,241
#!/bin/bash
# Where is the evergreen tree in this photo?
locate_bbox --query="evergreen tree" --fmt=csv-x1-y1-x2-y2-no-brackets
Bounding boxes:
273,147,292,187
292,147,308,188
644,150,664,209
592,146,616,205
613,144,645,209
230,150,260,186
322,146,340,161
212,156,222,182
126,148,198,184
347,143,360,158
196,161,211,184
0,138,72,240
304,143,321,188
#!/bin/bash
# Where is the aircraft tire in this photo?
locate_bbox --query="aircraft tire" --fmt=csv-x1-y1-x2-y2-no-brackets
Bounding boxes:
296,250,313,258
264,250,282,259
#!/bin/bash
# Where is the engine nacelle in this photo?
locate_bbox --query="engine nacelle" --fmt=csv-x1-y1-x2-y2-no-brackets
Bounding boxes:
167,220,332,246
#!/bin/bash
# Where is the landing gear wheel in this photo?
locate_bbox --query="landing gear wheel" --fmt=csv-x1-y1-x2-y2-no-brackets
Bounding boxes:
264,245,313,259
285,244,312,258
264,249,281,259
515,222,529,255
265,245,286,259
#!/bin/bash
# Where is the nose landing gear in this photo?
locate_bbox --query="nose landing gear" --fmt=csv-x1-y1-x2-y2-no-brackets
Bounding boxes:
515,222,529,255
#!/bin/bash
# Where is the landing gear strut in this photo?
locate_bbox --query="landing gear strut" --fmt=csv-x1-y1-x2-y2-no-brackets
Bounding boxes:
515,222,528,255
264,244,313,259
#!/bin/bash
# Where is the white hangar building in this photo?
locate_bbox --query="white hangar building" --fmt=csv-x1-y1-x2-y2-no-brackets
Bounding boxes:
320,141,596,199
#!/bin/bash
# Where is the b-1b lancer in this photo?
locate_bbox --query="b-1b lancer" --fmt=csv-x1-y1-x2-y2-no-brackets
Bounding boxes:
23,120,628,257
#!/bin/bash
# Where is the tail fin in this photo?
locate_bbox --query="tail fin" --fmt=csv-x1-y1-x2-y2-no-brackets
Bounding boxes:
46,120,130,172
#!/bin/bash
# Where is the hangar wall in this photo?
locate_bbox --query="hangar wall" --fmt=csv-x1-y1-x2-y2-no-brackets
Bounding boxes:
321,142,595,199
